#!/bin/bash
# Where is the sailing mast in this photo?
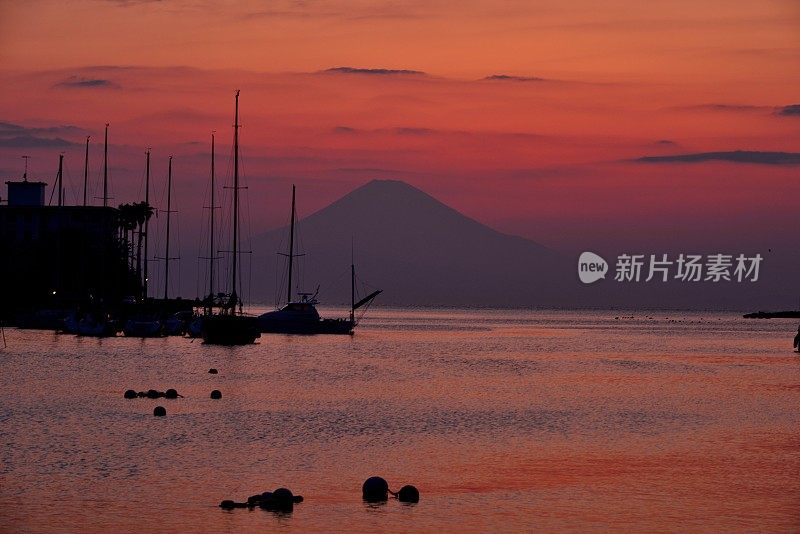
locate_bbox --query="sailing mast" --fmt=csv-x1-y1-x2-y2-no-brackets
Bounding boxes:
103,124,109,207
228,90,241,314
287,185,296,304
143,149,150,299
163,155,173,300
208,132,216,311
83,136,90,206
56,153,64,207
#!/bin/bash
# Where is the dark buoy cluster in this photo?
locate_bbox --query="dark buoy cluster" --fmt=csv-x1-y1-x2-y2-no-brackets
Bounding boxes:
210,390,222,399
363,476,420,504
362,476,389,502
123,388,183,399
220,487,304,513
153,406,166,417
397,485,420,503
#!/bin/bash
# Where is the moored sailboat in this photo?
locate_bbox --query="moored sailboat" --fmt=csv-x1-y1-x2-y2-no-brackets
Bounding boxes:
202,90,260,345
257,186,381,335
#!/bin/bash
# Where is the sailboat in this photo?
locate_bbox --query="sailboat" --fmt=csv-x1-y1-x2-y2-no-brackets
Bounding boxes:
187,132,223,338
201,90,261,345
123,150,163,338
256,186,381,335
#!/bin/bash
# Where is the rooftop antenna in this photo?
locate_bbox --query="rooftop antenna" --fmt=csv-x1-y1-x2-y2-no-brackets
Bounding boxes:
21,155,30,181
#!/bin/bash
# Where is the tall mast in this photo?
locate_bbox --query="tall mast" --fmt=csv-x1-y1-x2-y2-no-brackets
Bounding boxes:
56,153,64,207
230,90,240,312
164,155,172,300
143,148,151,299
209,132,216,302
351,263,355,324
83,136,90,206
103,123,109,208
287,185,296,304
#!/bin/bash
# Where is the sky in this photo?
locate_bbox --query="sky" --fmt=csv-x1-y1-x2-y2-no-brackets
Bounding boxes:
1,0,799,266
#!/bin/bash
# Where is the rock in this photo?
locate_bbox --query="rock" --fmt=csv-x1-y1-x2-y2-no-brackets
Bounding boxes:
210,390,222,399
124,389,137,399
153,406,166,417
397,485,419,503
362,476,389,502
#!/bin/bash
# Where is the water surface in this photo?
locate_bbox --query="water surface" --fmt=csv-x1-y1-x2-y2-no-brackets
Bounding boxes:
1,309,798,532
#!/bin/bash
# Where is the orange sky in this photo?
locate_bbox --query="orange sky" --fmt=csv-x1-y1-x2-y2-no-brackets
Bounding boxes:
0,0,798,252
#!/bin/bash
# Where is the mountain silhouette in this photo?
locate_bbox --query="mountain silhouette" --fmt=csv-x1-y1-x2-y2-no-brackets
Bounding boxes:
250,180,577,307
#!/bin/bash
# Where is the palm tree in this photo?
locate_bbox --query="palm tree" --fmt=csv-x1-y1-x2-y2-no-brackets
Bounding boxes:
132,201,155,298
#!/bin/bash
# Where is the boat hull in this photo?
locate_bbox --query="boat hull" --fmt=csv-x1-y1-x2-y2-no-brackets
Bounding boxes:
123,320,163,338
259,317,354,335
202,315,260,345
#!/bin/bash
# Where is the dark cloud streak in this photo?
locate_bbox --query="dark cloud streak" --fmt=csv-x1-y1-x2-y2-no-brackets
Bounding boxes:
633,150,800,165
323,67,426,76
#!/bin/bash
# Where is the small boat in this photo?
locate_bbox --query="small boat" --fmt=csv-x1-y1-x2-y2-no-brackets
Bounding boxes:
257,186,381,335
201,90,260,346
77,313,117,337
163,311,190,336
123,317,163,337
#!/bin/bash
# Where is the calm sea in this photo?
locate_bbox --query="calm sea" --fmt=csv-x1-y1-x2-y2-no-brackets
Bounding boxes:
1,308,798,532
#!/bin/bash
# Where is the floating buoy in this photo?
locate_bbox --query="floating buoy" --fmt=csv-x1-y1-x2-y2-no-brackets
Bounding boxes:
219,500,235,510
124,389,137,399
397,485,419,503
247,493,263,505
259,487,303,512
208,368,218,374
210,390,222,399
137,391,147,398
165,389,178,399
362,476,389,502
153,406,166,417
146,389,162,399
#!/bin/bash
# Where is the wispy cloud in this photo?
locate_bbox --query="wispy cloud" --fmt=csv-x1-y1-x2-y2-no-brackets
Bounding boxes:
323,67,426,76
331,125,542,139
633,150,800,165
0,135,77,148
481,74,547,82
0,121,84,148
676,103,767,112
775,104,800,116
54,76,120,89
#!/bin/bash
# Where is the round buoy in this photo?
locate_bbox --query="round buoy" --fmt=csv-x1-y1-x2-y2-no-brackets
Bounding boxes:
124,389,137,399
165,389,178,399
146,389,161,399
397,485,419,503
210,390,222,399
153,406,166,417
219,500,235,510
208,368,218,374
247,493,263,505
362,476,389,502
260,487,298,512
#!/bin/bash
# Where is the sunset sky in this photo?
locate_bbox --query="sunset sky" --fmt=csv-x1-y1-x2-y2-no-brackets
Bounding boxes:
1,0,798,256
